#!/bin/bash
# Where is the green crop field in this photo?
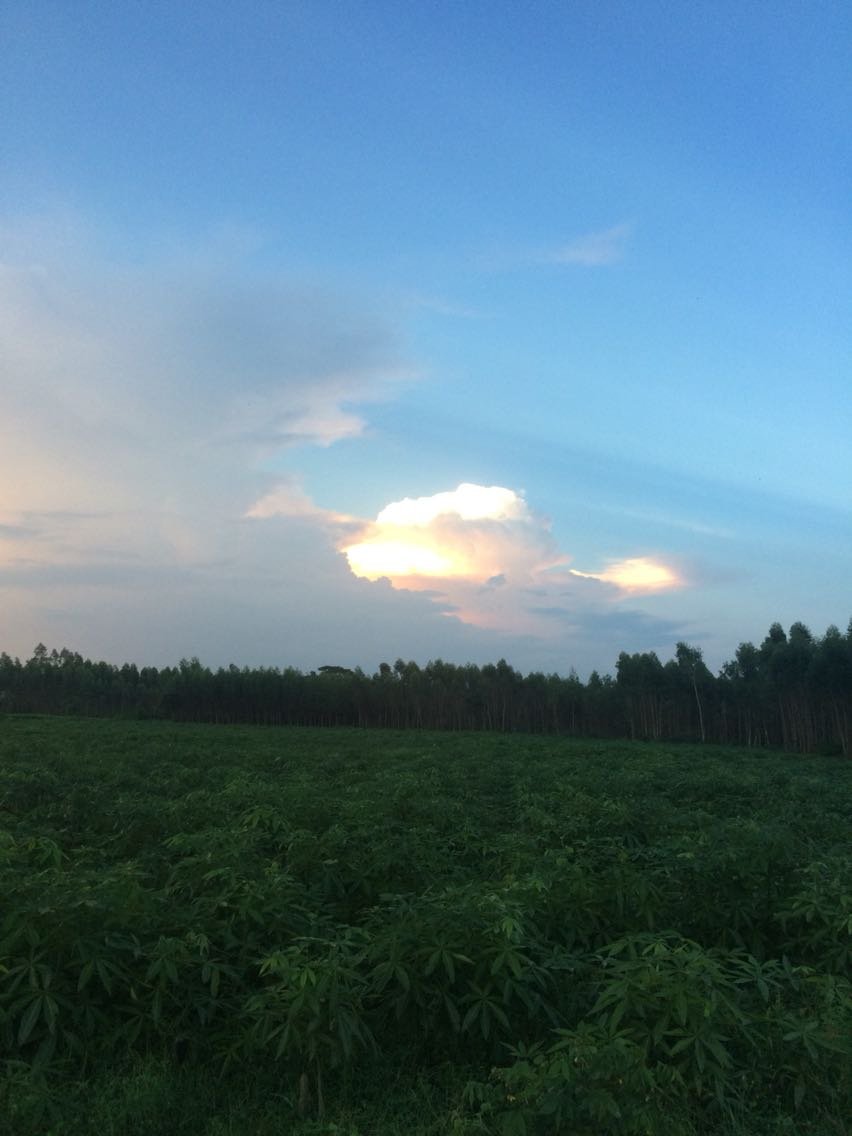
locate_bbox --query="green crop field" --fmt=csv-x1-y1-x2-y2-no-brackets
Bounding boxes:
1,716,850,1135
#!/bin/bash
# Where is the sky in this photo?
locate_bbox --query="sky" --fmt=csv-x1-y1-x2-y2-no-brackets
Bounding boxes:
1,0,850,678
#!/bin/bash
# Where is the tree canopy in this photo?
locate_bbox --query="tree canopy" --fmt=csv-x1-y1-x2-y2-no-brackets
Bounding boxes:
1,619,850,754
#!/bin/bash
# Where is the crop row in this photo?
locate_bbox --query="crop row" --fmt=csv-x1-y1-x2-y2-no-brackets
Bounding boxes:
1,719,850,1133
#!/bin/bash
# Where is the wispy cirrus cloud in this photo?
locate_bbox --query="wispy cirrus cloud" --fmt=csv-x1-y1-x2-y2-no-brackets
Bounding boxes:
549,222,632,266
475,222,633,273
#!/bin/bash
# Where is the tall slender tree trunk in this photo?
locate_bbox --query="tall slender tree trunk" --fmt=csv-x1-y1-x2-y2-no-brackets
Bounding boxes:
692,676,705,743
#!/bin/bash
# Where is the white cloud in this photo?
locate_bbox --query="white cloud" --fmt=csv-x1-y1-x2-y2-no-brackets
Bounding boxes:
550,222,632,266
338,484,682,636
570,557,683,594
0,218,688,676
0,220,411,630
0,221,409,523
0,227,409,480
246,485,320,521
342,485,566,588
376,483,526,526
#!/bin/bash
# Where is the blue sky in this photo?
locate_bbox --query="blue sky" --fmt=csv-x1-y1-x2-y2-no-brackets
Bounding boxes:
1,1,849,675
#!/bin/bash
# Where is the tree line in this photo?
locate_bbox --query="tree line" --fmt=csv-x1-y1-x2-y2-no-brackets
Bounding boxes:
1,618,850,754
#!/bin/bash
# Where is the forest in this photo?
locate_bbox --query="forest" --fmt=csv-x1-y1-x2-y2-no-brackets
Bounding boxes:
1,618,850,755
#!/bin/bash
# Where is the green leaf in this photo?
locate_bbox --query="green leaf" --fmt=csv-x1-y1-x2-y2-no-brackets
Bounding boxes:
17,997,42,1045
96,959,115,994
442,951,456,983
674,989,687,1025
499,1110,527,1136
443,993,460,1033
42,993,58,1032
491,1003,510,1031
704,1036,731,1067
461,1003,479,1033
794,1078,806,1110
394,965,410,992
32,1030,57,1070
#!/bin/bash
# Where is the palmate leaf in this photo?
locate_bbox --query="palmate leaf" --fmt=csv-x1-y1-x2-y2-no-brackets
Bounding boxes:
1,714,851,1130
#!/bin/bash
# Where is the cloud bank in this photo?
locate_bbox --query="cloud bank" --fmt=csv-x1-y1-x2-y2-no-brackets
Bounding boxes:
0,220,406,544
2,219,688,674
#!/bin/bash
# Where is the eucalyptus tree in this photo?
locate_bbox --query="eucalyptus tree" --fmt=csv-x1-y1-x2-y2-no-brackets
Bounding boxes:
674,641,711,743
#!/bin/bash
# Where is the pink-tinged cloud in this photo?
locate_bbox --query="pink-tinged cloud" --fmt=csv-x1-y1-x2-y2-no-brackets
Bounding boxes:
342,483,567,587
569,557,684,594
336,484,683,636
0,220,695,676
0,221,410,580
245,479,353,524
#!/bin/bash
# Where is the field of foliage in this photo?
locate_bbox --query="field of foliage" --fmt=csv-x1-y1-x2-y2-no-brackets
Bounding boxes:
1,716,850,1134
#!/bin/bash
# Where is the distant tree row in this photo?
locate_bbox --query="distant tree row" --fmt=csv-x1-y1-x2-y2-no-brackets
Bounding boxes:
1,618,850,754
